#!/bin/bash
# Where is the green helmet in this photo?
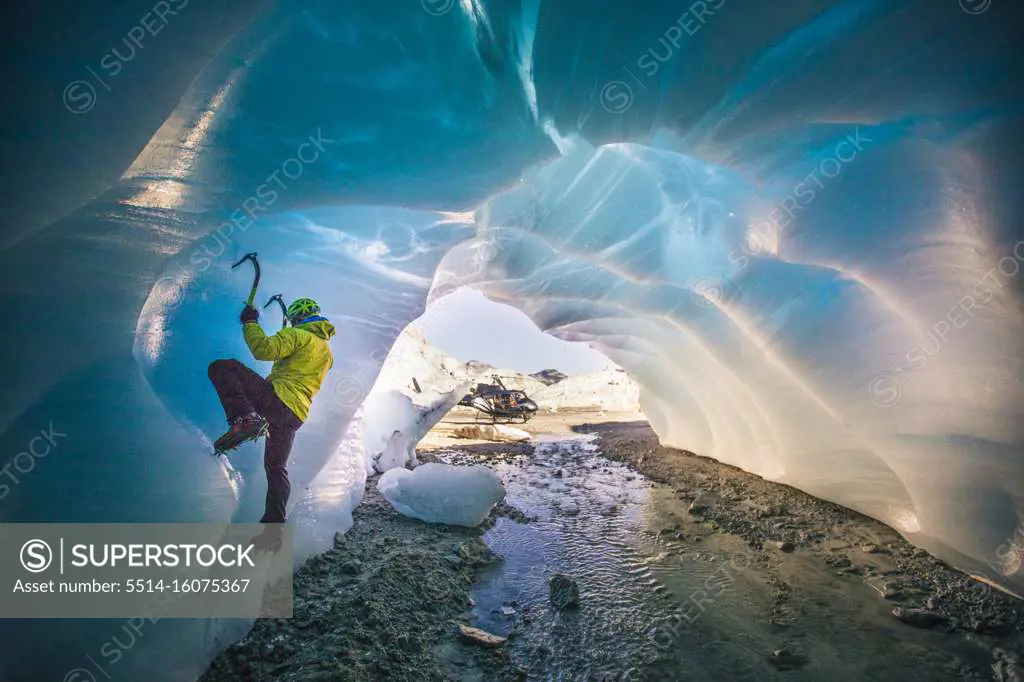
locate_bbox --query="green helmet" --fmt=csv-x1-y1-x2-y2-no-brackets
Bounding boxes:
286,297,321,323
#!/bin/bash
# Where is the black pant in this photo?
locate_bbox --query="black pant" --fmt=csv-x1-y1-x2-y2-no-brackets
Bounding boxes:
207,359,302,523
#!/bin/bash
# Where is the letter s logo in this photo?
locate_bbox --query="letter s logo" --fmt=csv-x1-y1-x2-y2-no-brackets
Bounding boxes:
20,539,53,573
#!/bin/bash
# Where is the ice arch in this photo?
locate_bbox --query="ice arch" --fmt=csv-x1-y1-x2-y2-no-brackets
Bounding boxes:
0,0,1022,679
440,138,1024,575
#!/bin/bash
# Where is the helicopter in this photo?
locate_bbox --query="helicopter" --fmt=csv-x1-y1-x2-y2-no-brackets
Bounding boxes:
458,374,539,423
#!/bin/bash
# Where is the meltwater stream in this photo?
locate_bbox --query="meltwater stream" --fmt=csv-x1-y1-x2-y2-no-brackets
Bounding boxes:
468,434,671,680
437,434,992,682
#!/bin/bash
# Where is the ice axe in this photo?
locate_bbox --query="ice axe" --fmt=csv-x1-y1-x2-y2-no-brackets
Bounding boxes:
231,252,260,306
264,293,289,328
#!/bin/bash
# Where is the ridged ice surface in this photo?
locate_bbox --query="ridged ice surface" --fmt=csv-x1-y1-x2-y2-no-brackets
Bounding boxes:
456,137,1024,592
0,0,1021,679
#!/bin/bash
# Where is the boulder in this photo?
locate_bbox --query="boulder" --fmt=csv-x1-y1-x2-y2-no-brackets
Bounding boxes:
549,574,581,610
892,607,947,629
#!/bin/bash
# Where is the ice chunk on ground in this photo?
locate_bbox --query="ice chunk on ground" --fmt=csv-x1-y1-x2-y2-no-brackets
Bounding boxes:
377,463,506,527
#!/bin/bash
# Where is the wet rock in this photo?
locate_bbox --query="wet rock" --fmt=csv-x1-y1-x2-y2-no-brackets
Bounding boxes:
689,493,715,515
495,501,533,524
755,503,790,518
549,574,581,610
963,608,1015,635
775,540,795,553
992,648,1024,682
825,554,853,569
562,501,581,516
882,585,905,601
457,539,488,564
458,624,507,648
396,632,421,652
769,647,809,670
553,469,563,478
892,606,947,629
292,616,314,630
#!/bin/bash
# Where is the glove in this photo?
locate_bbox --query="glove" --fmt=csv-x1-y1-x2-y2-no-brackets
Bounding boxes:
240,305,259,324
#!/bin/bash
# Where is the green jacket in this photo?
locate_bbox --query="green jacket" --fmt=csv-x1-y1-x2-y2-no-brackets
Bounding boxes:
242,319,336,422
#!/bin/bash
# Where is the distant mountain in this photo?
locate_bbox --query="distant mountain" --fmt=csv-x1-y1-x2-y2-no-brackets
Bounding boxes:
465,360,496,373
374,323,642,415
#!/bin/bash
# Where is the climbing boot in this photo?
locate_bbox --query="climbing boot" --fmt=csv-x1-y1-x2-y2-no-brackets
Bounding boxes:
213,413,268,454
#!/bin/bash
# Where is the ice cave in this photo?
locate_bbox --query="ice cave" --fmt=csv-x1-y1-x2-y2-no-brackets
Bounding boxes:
0,0,1022,679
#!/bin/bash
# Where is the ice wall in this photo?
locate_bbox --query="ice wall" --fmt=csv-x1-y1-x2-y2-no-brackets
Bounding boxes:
454,137,1024,590
0,0,1022,679
359,324,471,473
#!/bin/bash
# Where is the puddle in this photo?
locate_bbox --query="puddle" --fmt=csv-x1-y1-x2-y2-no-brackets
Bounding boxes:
436,434,988,681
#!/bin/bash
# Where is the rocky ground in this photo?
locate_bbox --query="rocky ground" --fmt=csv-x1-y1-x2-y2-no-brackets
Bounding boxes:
580,420,1024,680
200,482,527,682
203,411,1024,681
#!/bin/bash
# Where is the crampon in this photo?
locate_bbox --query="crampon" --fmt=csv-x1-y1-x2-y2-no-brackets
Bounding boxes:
213,414,269,455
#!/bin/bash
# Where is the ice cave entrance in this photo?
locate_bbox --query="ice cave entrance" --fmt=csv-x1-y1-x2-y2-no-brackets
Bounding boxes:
357,286,648,478
415,287,610,376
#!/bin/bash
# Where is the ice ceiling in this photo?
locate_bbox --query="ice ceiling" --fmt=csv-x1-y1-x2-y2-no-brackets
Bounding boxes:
0,0,1022,678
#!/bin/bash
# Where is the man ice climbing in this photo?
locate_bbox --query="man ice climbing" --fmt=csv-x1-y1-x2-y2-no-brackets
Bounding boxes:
207,297,336,523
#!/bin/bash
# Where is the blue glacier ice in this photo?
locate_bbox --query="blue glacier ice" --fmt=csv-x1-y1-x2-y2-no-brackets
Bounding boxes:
0,0,1022,679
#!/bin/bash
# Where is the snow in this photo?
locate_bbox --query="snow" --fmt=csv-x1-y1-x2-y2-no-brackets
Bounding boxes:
377,463,507,527
530,368,642,414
